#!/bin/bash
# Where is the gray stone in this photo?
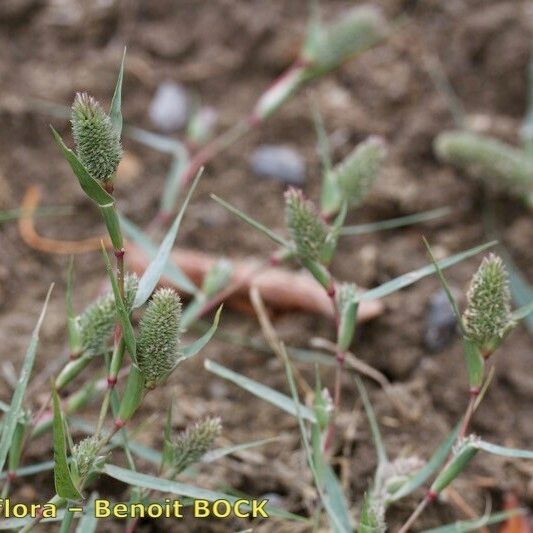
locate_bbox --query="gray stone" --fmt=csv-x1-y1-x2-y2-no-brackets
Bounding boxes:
149,82,189,132
250,145,306,185
424,289,458,352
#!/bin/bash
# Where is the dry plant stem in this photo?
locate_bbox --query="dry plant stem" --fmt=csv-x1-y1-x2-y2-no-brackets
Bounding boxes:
398,496,431,533
459,388,479,439
249,286,313,398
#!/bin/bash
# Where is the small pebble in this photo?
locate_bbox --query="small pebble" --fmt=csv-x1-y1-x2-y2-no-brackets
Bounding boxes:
149,82,189,132
250,145,306,185
424,289,458,352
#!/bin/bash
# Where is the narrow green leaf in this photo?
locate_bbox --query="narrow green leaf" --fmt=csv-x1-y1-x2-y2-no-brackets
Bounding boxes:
0,206,73,223
204,359,317,423
119,214,196,294
0,285,53,474
512,299,533,322
388,424,459,502
51,127,114,207
52,389,82,500
341,207,453,236
355,377,387,467
59,507,75,533
202,437,280,463
422,508,526,533
100,204,123,250
133,169,203,308
109,48,126,136
75,492,98,533
161,146,190,214
101,245,136,362
422,237,465,335
180,306,223,360
0,511,67,530
279,344,351,533
477,440,533,459
66,257,80,353
210,194,291,248
361,241,497,301
103,464,304,521
124,125,184,153
0,460,55,480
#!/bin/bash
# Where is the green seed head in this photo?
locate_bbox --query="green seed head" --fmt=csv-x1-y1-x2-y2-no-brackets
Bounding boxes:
78,274,138,357
303,6,386,76
284,187,328,262
137,288,182,388
434,130,533,197
331,136,386,209
71,92,122,182
72,435,104,479
463,254,516,356
171,417,222,474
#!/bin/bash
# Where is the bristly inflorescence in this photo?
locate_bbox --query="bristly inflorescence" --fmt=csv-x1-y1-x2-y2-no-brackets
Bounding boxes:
136,288,182,388
170,417,222,474
72,435,104,479
284,187,328,262
332,136,386,208
78,273,138,357
462,254,516,356
71,92,123,183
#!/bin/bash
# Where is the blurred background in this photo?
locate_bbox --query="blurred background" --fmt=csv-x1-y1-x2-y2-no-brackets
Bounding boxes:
0,0,532,530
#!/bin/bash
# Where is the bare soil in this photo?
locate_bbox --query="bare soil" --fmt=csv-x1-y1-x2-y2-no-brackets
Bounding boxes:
0,0,532,531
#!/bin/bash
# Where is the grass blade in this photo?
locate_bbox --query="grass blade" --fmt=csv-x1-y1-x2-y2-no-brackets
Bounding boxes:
361,241,496,301
0,206,73,223
421,508,526,533
119,214,196,294
161,147,189,214
0,284,53,474
133,169,203,308
202,437,280,462
210,194,291,248
341,207,453,236
103,464,304,521
204,359,317,423
51,127,114,208
75,492,98,533
355,377,387,467
388,425,459,502
52,389,82,500
279,344,351,532
101,245,136,362
180,306,223,360
109,48,126,136
477,440,533,459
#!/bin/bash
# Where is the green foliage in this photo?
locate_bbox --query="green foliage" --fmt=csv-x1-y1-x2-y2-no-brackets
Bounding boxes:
136,288,183,388
284,187,328,262
463,254,516,356
72,436,103,479
434,130,533,197
170,417,222,474
78,274,138,357
324,136,386,215
71,93,122,183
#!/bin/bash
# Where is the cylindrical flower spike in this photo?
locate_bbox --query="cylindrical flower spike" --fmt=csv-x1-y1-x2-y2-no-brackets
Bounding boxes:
462,254,516,357
55,275,138,390
71,92,123,183
358,492,386,533
284,187,328,263
72,436,104,480
322,136,386,216
302,5,387,77
434,131,533,200
171,417,222,475
136,288,182,389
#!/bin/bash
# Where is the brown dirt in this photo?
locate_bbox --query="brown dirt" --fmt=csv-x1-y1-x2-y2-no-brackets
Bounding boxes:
0,0,532,531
